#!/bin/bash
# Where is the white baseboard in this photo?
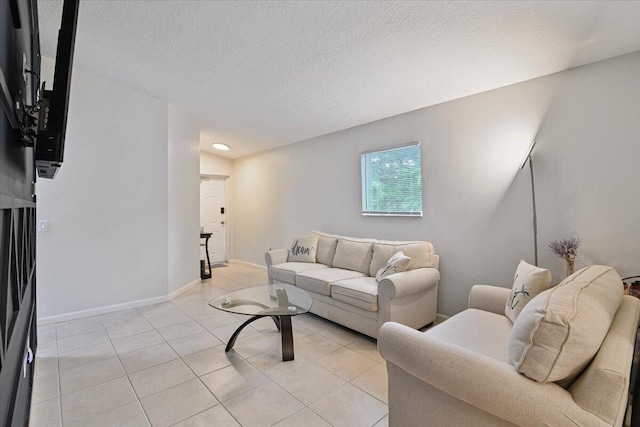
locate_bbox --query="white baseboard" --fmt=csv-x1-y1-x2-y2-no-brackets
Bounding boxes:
37,295,169,326
168,278,201,300
435,313,449,325
38,277,202,326
229,259,267,270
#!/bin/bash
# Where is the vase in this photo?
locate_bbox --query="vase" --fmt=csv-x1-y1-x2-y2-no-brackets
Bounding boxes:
566,259,575,277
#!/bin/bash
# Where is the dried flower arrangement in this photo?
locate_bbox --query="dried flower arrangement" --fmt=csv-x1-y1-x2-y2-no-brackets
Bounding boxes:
548,238,581,276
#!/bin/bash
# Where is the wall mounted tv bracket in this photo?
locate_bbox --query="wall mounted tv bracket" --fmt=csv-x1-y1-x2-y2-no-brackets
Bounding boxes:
0,54,45,147
16,71,46,148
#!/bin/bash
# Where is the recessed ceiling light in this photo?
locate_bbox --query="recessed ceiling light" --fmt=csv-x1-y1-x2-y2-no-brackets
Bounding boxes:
212,143,230,151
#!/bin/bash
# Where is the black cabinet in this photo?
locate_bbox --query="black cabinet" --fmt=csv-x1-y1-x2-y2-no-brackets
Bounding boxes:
1,0,40,425
0,209,37,427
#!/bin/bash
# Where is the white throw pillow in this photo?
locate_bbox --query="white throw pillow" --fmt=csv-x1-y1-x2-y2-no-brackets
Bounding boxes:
509,265,624,383
375,251,411,282
287,235,318,263
505,260,551,323
369,241,436,276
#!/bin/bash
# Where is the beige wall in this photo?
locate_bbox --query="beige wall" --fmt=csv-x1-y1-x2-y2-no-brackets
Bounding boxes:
168,106,201,294
231,52,640,316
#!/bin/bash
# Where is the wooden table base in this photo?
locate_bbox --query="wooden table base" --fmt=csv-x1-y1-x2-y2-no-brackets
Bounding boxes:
225,315,295,361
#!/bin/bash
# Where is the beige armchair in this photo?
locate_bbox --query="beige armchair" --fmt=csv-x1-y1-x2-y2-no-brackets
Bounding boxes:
379,283,640,427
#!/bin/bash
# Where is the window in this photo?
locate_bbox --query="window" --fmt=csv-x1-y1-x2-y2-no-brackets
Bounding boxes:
361,142,423,217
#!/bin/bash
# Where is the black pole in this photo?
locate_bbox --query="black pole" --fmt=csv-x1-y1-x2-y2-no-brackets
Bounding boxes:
529,157,538,266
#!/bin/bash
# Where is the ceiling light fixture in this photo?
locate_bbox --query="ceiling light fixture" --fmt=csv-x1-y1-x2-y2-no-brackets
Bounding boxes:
212,143,230,151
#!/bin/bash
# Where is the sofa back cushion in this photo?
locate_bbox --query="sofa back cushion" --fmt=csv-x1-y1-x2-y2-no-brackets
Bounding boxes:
508,265,624,383
309,231,339,266
369,241,436,277
332,237,375,275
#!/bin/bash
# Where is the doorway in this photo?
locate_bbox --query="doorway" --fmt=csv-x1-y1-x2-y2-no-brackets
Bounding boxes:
200,175,228,264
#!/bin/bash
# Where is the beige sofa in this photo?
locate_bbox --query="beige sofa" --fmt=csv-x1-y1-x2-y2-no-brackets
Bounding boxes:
379,265,640,427
265,231,440,338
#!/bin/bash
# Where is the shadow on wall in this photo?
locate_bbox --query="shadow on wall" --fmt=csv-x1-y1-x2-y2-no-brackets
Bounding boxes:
231,52,640,316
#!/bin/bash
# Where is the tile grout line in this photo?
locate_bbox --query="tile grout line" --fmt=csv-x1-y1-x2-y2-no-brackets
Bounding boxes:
115,352,154,427
63,304,200,425
37,268,387,427
60,309,146,426
125,296,234,426
306,405,335,427
371,412,388,427
55,328,63,427
264,367,333,426
174,283,331,426
228,321,364,426
168,294,237,341
349,364,388,405
172,275,272,426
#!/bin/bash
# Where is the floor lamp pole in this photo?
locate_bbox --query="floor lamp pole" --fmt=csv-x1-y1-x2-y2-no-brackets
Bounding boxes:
528,157,538,266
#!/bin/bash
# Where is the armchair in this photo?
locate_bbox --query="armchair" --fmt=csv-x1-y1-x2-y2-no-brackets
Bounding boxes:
379,283,640,426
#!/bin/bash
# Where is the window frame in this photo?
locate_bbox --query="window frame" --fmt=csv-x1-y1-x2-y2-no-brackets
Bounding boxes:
361,141,423,217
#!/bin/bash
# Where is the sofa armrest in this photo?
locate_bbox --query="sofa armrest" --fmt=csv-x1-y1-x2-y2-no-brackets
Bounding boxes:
468,285,511,315
378,322,605,427
265,249,289,268
378,268,440,300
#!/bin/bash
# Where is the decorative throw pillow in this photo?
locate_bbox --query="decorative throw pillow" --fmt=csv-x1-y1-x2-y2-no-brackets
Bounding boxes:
508,265,624,383
375,251,411,282
369,241,435,277
287,235,318,263
505,260,551,323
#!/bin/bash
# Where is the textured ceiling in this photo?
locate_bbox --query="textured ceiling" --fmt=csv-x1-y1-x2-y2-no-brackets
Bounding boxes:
37,1,640,159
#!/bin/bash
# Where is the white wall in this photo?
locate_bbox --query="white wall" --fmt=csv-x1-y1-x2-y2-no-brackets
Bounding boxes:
200,150,232,176
37,59,202,318
232,52,640,316
37,58,169,317
168,106,201,294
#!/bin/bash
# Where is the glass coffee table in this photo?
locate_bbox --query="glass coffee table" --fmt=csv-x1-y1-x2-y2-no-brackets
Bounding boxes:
209,285,312,361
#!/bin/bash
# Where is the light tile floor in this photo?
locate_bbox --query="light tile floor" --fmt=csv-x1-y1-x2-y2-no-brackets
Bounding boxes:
30,262,389,427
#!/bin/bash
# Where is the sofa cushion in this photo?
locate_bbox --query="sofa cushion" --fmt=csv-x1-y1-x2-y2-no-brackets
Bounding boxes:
375,251,411,282
270,262,329,284
504,260,551,323
332,238,375,275
509,265,624,383
309,231,339,266
288,235,319,263
296,268,366,296
369,241,436,277
332,277,379,312
426,308,513,363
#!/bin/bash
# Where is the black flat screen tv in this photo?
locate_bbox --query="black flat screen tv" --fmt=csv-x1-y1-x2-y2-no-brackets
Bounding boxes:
35,0,79,179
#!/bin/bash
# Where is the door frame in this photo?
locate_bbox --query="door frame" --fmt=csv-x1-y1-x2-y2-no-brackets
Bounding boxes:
199,174,230,262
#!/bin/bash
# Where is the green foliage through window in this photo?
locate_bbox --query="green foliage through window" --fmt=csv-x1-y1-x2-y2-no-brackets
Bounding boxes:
361,143,423,216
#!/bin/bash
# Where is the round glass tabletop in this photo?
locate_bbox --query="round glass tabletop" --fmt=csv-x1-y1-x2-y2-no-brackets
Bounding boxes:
209,284,312,317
